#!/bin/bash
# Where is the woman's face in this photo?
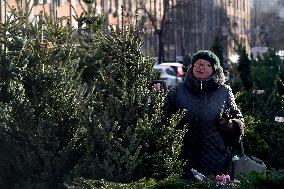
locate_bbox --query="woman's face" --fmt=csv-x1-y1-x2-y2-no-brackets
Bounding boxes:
192,59,214,80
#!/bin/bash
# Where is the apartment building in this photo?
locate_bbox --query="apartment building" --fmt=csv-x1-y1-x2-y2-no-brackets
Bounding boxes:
224,0,251,60
0,0,109,28
1,0,251,63
131,0,251,63
251,0,282,48
136,0,178,62
173,0,251,63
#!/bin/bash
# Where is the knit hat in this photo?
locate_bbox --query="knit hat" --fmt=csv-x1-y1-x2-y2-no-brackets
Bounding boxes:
191,50,221,71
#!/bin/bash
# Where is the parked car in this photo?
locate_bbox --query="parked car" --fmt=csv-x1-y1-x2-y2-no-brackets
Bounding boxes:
153,62,184,89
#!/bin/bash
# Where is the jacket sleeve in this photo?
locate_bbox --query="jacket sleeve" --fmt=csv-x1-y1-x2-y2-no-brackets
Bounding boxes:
223,86,245,147
164,87,178,118
227,87,244,122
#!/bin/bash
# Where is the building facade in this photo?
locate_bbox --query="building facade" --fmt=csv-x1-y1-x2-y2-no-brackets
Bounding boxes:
163,0,251,63
224,0,251,61
1,0,251,63
124,0,251,63
251,0,283,49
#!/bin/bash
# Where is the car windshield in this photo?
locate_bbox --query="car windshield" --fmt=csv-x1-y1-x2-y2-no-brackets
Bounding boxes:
165,67,176,76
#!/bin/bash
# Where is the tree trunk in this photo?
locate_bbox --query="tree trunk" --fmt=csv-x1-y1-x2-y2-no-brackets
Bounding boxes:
158,31,164,64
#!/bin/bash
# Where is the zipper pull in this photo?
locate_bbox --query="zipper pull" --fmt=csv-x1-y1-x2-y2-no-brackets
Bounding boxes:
200,81,203,90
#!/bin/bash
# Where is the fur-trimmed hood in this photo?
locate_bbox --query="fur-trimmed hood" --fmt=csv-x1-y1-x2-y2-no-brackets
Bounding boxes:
185,66,226,94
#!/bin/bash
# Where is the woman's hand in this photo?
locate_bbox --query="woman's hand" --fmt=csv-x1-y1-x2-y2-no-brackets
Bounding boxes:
152,83,161,92
150,80,166,92
218,118,244,136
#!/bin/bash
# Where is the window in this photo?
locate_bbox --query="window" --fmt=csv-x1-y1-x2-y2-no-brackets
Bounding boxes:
236,0,238,9
38,0,44,4
6,12,15,21
34,14,45,25
165,67,176,76
59,0,65,6
34,15,41,23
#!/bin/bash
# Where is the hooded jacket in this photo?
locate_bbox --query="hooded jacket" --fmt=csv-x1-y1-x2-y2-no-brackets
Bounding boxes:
165,65,244,177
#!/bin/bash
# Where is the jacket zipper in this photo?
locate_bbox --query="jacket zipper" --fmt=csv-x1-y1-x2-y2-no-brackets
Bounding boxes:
200,81,203,90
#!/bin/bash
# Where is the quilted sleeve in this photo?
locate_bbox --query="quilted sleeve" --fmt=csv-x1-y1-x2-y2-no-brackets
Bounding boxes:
164,87,178,118
225,86,245,146
227,86,244,121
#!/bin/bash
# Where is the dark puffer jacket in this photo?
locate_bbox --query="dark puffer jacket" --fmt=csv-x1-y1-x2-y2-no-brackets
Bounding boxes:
165,66,244,178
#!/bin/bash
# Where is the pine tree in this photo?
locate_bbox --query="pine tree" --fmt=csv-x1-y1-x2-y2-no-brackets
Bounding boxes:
0,8,91,188
0,5,186,188
237,46,253,91
210,36,227,72
251,48,282,91
74,0,106,84
70,16,186,183
235,49,284,171
182,53,192,73
235,89,284,169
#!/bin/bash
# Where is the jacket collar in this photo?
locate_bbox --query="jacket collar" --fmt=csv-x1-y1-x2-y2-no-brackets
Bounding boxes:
185,66,225,94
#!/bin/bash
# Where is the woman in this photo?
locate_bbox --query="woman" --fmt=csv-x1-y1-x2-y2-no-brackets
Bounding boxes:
165,50,244,179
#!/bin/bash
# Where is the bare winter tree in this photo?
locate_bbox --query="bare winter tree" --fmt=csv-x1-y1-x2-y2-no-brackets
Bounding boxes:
259,11,284,49
136,0,190,63
249,0,284,49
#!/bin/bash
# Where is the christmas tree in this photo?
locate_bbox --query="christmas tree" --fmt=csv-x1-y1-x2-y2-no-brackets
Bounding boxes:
70,13,186,183
237,45,253,91
0,7,90,188
0,4,186,188
210,36,227,73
